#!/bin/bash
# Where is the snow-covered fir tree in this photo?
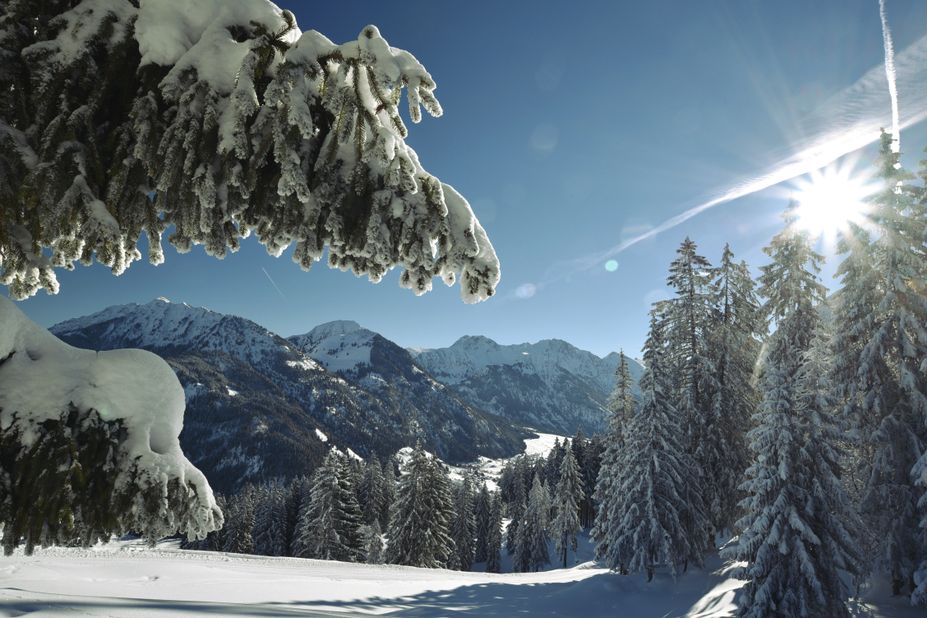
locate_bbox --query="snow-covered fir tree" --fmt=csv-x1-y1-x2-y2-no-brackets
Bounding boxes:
362,521,384,565
385,444,455,568
594,311,705,580
473,484,493,563
705,244,763,535
592,352,635,555
380,460,398,531
833,134,927,598
359,458,386,526
551,443,583,568
223,487,256,555
253,483,287,556
505,469,526,556
295,451,363,562
486,494,504,574
0,0,499,302
662,238,717,553
449,476,476,571
515,476,551,572
729,205,863,618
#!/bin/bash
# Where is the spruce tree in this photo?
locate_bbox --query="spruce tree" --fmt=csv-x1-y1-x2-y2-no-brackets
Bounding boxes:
362,520,385,565
729,205,863,618
594,311,704,580
662,238,717,550
385,444,454,568
253,483,287,556
359,458,385,526
705,244,762,535
473,484,493,563
0,1,499,302
223,487,256,555
833,134,927,597
592,353,635,554
505,471,526,556
551,444,583,568
516,476,551,572
486,494,504,574
295,451,363,562
449,476,477,571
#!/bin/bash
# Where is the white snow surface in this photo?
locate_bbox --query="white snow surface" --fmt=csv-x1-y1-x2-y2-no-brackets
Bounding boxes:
0,297,218,521
2,539,916,617
136,0,296,94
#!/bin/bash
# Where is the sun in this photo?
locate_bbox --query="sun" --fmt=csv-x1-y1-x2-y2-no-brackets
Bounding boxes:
791,163,876,239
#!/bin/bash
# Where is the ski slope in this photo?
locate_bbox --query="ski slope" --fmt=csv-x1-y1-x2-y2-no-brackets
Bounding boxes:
0,540,919,617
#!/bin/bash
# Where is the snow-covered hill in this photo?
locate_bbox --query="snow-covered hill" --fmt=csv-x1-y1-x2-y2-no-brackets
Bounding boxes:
413,336,644,434
2,540,915,617
50,300,525,493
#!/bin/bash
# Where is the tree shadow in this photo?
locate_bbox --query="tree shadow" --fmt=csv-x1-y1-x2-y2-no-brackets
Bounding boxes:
1,571,739,617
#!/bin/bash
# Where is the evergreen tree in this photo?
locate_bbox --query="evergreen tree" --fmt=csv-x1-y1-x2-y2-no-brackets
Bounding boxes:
359,458,385,526
285,476,311,556
362,520,385,565
594,311,704,580
385,444,455,568
335,456,366,561
833,134,927,597
380,460,398,531
473,484,493,563
223,487,256,555
486,494,504,574
551,445,583,568
253,483,287,556
505,471,526,556
729,205,863,618
705,244,762,535
663,237,717,548
516,476,550,572
449,476,476,571
0,1,499,302
592,353,635,553
295,451,363,562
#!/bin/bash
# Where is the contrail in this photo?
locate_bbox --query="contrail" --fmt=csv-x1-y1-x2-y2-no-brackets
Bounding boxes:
528,30,927,289
879,0,900,152
261,267,287,300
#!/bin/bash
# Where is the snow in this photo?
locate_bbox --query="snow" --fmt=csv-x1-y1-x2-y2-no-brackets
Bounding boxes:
0,297,219,536
225,386,238,397
0,539,916,617
289,320,375,373
135,0,295,94
414,335,640,394
315,428,329,443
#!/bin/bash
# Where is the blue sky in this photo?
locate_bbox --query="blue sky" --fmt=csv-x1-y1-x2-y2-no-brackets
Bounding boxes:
11,0,927,357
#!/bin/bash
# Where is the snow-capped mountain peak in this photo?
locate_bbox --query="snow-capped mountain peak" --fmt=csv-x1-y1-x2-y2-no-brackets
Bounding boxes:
288,320,377,373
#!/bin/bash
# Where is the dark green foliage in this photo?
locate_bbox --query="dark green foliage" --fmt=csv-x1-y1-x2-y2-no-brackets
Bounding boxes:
0,405,214,555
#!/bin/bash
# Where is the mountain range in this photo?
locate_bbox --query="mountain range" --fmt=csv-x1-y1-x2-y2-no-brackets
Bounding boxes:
50,299,641,493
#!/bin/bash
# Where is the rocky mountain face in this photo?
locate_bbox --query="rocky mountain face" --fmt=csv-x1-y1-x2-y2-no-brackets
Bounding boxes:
51,300,526,493
412,336,644,435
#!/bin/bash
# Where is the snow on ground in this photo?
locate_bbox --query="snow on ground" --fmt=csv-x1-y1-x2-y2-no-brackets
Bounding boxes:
0,539,917,616
0,539,734,617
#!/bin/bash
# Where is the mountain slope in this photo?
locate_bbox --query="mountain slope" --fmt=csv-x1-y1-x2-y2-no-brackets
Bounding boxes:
288,320,528,462
51,300,525,493
412,336,643,435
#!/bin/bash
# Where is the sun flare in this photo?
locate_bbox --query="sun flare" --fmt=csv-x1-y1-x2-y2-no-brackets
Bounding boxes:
791,164,876,238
